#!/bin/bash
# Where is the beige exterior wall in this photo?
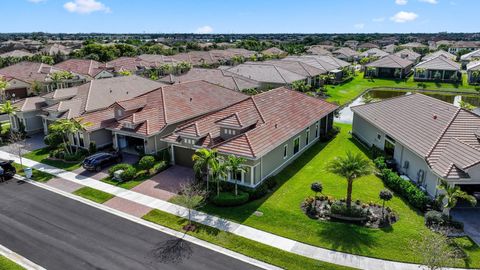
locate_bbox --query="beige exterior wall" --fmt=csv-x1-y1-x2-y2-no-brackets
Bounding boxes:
87,129,113,149
12,110,43,134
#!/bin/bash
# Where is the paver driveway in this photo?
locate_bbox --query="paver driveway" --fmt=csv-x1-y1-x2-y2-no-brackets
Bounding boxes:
131,165,194,200
451,207,480,245
72,153,139,180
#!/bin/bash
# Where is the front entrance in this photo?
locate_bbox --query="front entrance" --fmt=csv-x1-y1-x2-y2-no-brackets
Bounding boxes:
173,146,195,167
117,135,145,155
384,135,396,159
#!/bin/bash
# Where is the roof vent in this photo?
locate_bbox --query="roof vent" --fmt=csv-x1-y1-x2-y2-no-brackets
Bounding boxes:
190,97,192,102
274,123,278,128
433,115,438,120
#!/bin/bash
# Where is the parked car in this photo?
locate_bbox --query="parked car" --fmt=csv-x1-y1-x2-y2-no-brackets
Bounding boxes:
0,160,16,182
82,152,122,172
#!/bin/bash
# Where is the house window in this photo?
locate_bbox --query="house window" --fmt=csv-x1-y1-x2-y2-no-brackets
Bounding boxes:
184,138,196,145
305,128,310,145
315,122,319,138
283,144,288,159
293,137,300,154
79,132,84,147
376,133,382,140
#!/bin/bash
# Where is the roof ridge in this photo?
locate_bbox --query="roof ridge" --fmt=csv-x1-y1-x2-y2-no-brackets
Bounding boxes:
83,80,94,112
250,96,266,124
160,86,168,124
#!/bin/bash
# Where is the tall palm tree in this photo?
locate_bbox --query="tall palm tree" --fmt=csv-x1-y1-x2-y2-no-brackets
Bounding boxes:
225,155,247,196
192,148,218,191
0,101,18,136
438,179,477,214
48,118,92,155
210,156,228,197
327,151,372,208
0,77,9,101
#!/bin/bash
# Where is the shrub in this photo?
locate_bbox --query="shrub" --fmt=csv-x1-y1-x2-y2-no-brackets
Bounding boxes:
320,126,340,142
379,168,432,211
64,152,84,162
89,141,97,154
139,155,156,170
108,163,134,177
211,191,250,207
311,182,323,194
374,156,386,170
120,166,136,181
50,148,65,159
44,132,63,148
149,161,167,175
243,182,269,201
155,149,170,162
135,169,149,179
264,176,277,189
330,201,368,218
425,210,446,227
371,145,384,159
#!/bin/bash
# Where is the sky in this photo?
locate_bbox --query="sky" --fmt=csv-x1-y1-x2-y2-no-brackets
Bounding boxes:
1,0,477,34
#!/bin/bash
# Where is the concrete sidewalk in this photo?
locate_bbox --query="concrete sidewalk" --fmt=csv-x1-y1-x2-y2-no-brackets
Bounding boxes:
0,150,462,270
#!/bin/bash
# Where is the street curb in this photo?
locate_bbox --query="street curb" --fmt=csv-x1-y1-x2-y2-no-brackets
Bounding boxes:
17,176,282,270
0,243,46,270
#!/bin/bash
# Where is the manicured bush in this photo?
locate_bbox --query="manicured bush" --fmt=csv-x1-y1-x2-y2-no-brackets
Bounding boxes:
374,156,387,170
379,168,432,211
64,152,85,162
135,169,149,179
149,161,167,175
330,201,368,218
211,191,250,207
50,148,65,159
44,132,63,148
89,141,97,154
120,166,136,181
425,210,445,227
371,145,384,159
138,155,155,170
108,163,134,177
244,182,269,201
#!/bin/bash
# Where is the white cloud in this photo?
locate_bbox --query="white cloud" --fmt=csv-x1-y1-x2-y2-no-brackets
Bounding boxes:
372,17,385,22
419,0,438,3
28,0,46,3
195,25,213,34
63,0,111,14
354,23,365,29
395,0,408,5
390,11,419,23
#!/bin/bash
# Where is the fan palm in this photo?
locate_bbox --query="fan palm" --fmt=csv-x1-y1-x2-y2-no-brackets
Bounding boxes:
192,148,218,191
438,179,477,213
225,155,247,196
327,151,372,208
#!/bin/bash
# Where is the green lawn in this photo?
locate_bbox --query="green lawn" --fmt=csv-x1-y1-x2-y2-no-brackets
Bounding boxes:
200,123,480,268
0,256,24,270
143,210,354,270
13,163,54,182
325,72,480,106
23,148,82,171
101,175,148,190
73,187,114,204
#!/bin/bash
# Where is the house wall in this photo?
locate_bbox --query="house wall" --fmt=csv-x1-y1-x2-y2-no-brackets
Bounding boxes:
352,113,385,149
13,111,43,134
87,129,113,149
94,70,115,79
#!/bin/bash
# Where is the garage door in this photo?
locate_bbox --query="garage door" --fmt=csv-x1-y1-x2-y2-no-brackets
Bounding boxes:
174,146,195,168
6,88,28,99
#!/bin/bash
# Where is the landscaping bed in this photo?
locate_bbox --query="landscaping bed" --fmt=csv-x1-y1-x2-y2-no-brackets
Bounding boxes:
23,148,82,171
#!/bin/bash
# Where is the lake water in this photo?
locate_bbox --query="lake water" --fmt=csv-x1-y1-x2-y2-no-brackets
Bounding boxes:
335,90,480,124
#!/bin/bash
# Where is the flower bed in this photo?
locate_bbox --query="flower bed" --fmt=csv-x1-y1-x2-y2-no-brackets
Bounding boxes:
301,196,398,228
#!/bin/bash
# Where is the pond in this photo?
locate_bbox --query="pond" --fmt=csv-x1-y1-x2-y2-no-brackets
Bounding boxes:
335,89,480,124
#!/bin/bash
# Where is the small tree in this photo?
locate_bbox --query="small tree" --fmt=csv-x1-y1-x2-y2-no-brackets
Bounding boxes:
225,155,247,196
192,148,217,191
174,182,207,231
0,101,18,136
210,156,228,196
411,231,459,270
379,189,393,219
327,151,372,208
0,77,10,101
437,179,477,215
7,131,27,170
291,80,311,92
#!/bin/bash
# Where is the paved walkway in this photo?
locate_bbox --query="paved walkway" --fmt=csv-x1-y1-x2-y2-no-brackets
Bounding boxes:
0,150,464,270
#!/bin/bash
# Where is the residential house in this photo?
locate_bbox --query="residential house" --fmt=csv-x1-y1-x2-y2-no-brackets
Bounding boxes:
460,49,480,67
365,54,413,79
159,68,260,91
261,47,287,58
394,49,421,63
0,61,86,99
343,40,359,50
41,44,72,56
467,61,480,84
163,87,338,187
306,46,332,56
414,55,461,82
9,96,47,134
333,47,359,62
106,57,154,75
423,50,457,62
54,59,114,80
448,41,480,54
383,44,397,54
80,80,248,155
0,50,34,58
220,63,307,90
352,93,480,197
284,55,352,82
359,48,389,59
399,42,428,51
358,43,379,51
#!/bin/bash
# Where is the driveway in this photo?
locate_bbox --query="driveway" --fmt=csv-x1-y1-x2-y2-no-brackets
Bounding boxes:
0,132,46,155
132,166,194,200
451,208,480,245
72,153,139,180
0,180,261,270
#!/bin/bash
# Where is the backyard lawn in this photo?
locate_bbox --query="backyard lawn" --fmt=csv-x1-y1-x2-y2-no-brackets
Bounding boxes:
0,256,24,270
23,148,82,171
201,123,480,267
325,72,480,106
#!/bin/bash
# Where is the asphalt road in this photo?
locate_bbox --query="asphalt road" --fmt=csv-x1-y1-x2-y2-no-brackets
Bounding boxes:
0,180,262,270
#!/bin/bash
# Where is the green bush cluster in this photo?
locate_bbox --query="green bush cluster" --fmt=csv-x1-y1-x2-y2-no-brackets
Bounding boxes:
138,155,155,170
375,158,432,211
211,191,250,207
425,210,464,230
330,201,368,218
149,161,167,175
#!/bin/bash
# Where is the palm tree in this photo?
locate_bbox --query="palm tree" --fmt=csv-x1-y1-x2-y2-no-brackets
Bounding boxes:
0,77,9,101
0,101,18,136
192,148,218,191
210,156,228,197
437,179,477,214
48,118,92,155
327,151,372,208
225,155,247,196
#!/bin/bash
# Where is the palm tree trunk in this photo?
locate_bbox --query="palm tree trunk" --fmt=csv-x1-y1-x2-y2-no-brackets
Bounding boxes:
346,179,353,208
206,165,209,191
235,180,238,196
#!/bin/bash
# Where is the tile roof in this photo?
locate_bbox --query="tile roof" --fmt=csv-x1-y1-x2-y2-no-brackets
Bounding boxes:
306,46,332,56
54,59,109,78
415,55,460,71
261,47,286,55
106,57,154,72
0,61,65,84
13,96,46,112
0,50,34,58
460,49,480,61
366,54,413,69
400,42,427,48
223,63,306,84
166,88,338,158
467,61,480,71
256,59,327,76
102,80,248,135
352,93,480,179
360,48,389,58
41,44,71,55
159,68,260,91
358,43,380,49
394,49,421,62
423,50,457,62
284,55,350,72
333,47,359,58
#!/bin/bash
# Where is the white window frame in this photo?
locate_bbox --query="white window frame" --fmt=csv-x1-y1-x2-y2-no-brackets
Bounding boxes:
283,144,288,159
305,128,310,145
293,136,301,155
315,121,319,138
